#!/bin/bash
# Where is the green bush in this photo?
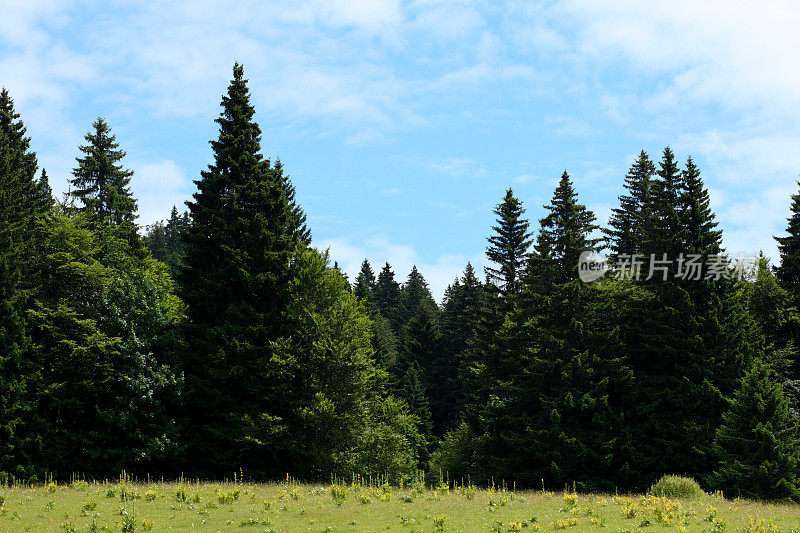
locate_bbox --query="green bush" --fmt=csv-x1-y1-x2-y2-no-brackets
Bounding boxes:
649,475,703,499
428,422,474,480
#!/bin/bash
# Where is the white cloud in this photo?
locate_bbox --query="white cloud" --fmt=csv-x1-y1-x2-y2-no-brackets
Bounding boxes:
426,156,484,179
317,236,484,302
130,160,193,226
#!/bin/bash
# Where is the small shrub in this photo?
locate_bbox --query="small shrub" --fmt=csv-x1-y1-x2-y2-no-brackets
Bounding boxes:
329,485,348,506
121,514,136,533
83,500,98,512
649,475,703,499
433,515,447,531
144,490,157,502
46,481,57,493
217,488,240,505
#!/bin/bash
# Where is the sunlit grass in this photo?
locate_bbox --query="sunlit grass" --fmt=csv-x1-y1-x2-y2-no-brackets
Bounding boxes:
0,477,798,532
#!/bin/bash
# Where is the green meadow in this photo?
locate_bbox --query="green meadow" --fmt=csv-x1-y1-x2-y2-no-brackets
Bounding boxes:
1,478,798,532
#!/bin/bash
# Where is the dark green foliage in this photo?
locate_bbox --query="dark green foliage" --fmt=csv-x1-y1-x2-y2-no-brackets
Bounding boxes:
439,263,485,432
428,422,474,480
178,63,306,476
245,248,418,479
485,188,532,298
3,71,800,494
401,266,438,321
681,157,722,257
776,181,800,288
644,147,685,258
70,118,142,258
605,151,655,258
712,360,800,500
26,208,184,477
399,362,434,463
143,206,191,275
353,259,377,304
466,179,628,491
0,88,50,481
536,171,601,283
26,208,117,476
374,263,403,331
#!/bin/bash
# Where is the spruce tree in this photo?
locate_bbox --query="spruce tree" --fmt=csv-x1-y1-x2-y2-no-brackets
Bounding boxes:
775,181,800,288
712,359,800,501
0,88,49,480
644,147,685,258
374,262,403,331
400,266,437,322
681,157,722,257
485,188,532,299
144,205,191,274
440,263,485,428
273,159,311,245
398,301,442,437
70,118,141,257
536,171,601,283
178,63,307,476
605,151,655,258
353,259,377,304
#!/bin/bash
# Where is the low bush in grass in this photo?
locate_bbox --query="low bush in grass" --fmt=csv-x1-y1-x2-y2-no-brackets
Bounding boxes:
649,475,703,499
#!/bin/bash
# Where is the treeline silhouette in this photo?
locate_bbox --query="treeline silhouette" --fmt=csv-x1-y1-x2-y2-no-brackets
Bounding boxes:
2,64,800,500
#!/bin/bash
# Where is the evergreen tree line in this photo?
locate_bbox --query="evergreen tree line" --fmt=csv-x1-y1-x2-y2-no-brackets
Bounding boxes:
2,65,800,500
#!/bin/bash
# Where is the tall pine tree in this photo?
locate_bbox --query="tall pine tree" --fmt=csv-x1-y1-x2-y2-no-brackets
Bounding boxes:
605,151,655,258
70,118,141,258
485,188,532,299
775,181,800,289
178,63,308,476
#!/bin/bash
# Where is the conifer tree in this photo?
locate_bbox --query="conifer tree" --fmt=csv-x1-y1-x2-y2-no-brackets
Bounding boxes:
400,266,437,322
178,63,308,475
485,188,532,299
0,88,49,221
398,302,442,435
440,263,485,427
70,118,141,257
536,171,601,283
645,147,685,258
712,359,800,500
144,206,191,274
273,159,311,245
353,259,377,304
681,157,722,257
0,88,50,480
775,181,800,289
605,151,655,258
374,262,403,331
400,362,434,463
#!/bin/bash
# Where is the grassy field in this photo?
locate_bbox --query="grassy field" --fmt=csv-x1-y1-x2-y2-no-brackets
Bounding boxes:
0,477,798,532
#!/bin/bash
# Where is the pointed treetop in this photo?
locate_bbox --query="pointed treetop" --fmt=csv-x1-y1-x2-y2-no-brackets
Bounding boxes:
70,117,138,232
536,171,600,282
682,156,722,256
353,259,377,303
775,180,800,286
485,187,532,298
605,150,655,257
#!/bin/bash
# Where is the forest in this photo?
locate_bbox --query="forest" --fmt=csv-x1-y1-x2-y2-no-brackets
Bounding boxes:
2,63,800,502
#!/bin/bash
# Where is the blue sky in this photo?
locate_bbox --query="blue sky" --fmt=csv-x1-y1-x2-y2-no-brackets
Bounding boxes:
2,1,799,299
